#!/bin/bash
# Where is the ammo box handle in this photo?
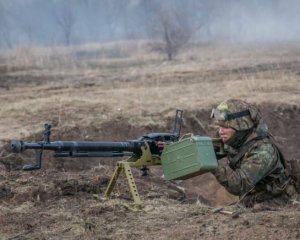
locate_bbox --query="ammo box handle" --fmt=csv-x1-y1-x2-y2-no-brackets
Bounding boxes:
180,133,194,140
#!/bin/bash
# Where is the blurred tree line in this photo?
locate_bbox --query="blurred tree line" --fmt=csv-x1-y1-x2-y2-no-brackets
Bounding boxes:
0,0,299,59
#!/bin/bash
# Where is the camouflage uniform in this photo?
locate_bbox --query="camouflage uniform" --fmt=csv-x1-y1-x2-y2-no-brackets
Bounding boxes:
211,99,292,207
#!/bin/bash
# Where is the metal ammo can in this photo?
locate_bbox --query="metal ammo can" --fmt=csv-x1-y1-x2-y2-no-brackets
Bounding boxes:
161,135,218,180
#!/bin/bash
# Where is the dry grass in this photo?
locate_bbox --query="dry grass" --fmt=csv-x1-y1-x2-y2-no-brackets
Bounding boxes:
0,41,300,141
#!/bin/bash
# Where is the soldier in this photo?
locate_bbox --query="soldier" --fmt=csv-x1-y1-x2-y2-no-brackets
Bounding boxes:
211,99,295,208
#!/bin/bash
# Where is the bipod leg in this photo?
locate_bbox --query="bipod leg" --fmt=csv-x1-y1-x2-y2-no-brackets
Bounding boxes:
104,162,142,207
104,163,122,198
123,162,142,206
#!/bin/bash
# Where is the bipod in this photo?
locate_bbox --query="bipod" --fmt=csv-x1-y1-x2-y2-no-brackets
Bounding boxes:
104,142,161,206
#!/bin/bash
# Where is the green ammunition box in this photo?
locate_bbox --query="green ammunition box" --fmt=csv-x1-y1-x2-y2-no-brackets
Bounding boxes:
161,136,218,180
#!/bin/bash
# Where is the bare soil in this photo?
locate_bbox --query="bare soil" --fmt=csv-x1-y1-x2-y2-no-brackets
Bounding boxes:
0,43,300,239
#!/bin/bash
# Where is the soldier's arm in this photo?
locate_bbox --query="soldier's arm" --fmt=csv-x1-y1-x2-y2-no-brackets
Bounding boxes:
213,143,277,197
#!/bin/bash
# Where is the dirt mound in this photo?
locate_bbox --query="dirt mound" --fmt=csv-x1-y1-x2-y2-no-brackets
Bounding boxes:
260,103,300,160
1,167,299,239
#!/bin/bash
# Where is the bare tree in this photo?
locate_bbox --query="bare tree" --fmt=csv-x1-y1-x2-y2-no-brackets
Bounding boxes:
150,7,193,60
54,2,76,45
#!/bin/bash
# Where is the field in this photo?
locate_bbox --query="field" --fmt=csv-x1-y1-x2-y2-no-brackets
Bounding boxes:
0,41,300,239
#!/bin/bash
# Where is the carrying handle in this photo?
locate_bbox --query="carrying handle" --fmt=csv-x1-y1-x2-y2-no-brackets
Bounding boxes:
179,133,194,140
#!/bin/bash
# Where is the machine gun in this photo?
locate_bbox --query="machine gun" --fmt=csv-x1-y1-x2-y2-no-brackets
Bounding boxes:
11,110,184,206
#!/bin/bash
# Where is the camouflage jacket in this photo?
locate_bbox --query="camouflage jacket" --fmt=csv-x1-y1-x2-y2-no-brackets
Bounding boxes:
213,136,290,205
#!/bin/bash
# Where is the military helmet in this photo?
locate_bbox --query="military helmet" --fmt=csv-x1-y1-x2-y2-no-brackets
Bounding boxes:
211,99,260,131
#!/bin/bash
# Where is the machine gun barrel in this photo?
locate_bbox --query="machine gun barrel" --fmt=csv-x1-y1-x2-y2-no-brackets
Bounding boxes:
53,151,132,158
11,140,143,154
